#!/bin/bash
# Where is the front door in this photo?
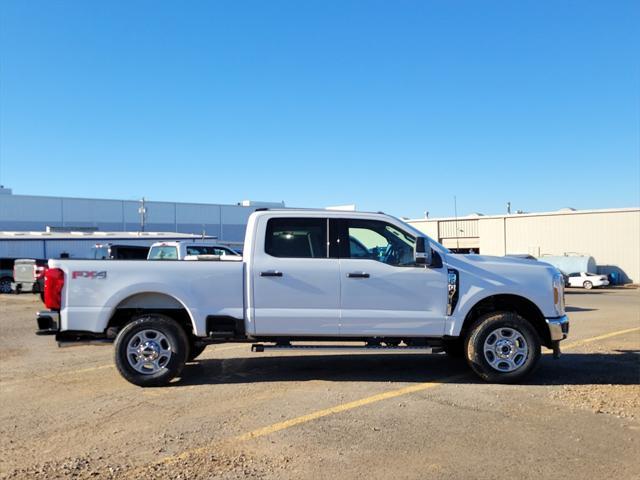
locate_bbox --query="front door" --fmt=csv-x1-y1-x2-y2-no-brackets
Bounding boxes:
335,218,448,336
252,217,340,336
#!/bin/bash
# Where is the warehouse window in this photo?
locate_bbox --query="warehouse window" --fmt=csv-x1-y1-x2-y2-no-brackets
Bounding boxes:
265,218,327,258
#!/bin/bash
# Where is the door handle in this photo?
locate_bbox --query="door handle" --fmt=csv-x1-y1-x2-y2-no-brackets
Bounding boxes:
347,272,370,278
260,270,283,277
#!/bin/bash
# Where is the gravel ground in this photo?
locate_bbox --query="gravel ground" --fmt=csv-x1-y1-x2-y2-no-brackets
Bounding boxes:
1,289,639,479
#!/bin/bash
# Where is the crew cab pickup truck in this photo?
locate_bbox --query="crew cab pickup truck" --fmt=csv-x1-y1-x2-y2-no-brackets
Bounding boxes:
36,210,569,387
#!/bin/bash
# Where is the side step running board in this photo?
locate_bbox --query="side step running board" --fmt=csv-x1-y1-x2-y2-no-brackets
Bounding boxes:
57,339,112,348
251,344,444,354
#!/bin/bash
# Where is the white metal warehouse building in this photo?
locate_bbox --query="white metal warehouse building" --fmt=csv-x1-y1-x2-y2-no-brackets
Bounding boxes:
0,190,282,244
408,207,640,284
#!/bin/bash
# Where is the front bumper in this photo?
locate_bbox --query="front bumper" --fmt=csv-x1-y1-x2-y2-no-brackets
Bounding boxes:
36,310,60,336
546,314,570,342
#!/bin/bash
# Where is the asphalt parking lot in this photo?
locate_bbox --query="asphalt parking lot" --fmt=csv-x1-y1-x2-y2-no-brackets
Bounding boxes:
1,289,639,479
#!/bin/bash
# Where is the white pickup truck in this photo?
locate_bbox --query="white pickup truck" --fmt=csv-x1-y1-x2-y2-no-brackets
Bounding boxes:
36,209,569,387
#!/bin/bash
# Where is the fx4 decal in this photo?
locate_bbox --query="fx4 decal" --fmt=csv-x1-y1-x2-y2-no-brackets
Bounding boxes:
72,271,107,280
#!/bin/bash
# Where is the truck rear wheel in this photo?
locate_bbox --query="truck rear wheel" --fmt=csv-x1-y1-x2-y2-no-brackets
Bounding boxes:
114,314,189,387
465,312,541,383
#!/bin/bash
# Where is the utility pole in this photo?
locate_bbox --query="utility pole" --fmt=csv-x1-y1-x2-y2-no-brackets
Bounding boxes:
138,197,147,232
454,196,460,250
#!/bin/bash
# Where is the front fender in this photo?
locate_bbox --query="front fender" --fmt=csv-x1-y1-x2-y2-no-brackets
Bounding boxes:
445,289,544,337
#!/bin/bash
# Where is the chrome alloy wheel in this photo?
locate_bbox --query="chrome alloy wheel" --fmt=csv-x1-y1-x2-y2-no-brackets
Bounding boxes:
126,329,172,374
483,327,529,372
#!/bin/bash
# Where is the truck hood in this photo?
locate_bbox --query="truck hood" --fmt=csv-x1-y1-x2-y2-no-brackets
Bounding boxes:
447,254,559,279
442,253,559,318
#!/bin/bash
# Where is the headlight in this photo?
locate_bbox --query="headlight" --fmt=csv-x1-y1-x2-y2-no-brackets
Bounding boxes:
552,272,565,315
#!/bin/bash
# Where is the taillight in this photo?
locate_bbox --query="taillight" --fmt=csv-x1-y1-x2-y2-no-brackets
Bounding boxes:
44,268,64,310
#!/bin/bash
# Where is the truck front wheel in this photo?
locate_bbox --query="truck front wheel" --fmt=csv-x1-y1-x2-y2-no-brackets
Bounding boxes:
465,312,541,383
114,314,189,387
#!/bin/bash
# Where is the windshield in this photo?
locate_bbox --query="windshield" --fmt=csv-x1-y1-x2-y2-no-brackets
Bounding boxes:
93,246,109,260
186,246,234,256
148,246,178,260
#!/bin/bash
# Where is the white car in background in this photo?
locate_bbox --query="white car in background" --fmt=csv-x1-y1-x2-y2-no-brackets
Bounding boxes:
566,272,609,290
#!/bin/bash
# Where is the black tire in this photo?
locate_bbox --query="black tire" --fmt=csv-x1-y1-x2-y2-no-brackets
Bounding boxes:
464,311,541,383
0,277,12,294
583,281,593,290
187,341,207,362
114,314,189,387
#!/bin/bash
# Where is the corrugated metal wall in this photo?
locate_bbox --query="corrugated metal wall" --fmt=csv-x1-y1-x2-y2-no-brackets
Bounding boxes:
0,195,259,243
502,210,640,283
438,219,478,238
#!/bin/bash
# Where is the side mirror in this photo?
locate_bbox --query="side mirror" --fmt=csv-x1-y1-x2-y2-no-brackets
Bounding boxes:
415,237,432,266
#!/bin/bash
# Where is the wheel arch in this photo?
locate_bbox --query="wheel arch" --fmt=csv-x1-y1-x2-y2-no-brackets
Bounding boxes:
106,291,197,339
459,294,551,348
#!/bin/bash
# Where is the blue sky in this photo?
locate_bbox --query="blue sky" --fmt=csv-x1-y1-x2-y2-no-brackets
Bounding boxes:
1,0,638,218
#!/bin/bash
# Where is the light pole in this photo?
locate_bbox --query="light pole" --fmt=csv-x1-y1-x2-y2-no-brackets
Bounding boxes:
138,197,147,232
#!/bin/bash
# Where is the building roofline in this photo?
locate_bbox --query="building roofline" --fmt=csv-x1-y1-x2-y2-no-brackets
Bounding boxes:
0,231,217,240
0,193,278,209
406,206,640,223
255,207,386,214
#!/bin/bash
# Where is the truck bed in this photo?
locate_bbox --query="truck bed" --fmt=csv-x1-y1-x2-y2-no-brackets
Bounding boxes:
49,258,245,336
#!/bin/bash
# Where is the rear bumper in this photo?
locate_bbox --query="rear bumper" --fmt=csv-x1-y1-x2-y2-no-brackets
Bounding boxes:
546,315,570,342
36,310,60,335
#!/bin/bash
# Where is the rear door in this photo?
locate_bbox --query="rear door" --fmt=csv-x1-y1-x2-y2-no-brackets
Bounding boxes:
252,217,340,336
334,218,448,336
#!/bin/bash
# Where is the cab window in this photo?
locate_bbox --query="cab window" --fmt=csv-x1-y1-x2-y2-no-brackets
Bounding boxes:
148,246,178,260
345,220,415,266
186,246,231,256
265,218,327,258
